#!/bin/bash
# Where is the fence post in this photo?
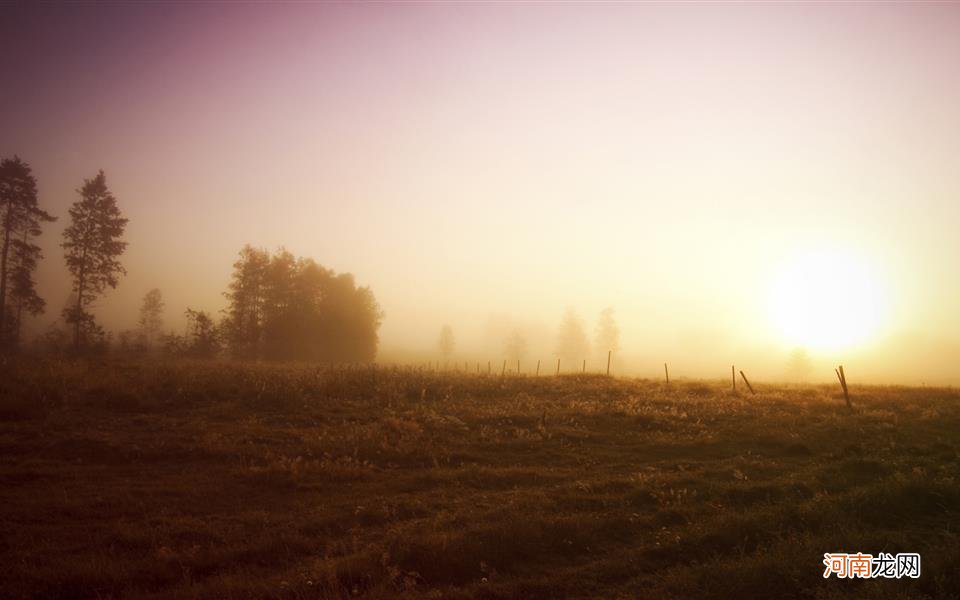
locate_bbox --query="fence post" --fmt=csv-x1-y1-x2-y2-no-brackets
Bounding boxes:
664,362,669,383
837,365,851,410
536,359,540,376
739,370,755,394
731,365,736,392
556,358,560,376
606,350,611,376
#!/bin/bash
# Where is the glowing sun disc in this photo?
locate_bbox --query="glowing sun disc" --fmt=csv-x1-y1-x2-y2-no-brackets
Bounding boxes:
767,248,889,351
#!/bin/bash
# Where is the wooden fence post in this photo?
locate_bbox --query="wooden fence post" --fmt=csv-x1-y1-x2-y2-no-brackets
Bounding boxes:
837,365,851,410
556,358,560,376
536,359,540,376
664,362,669,383
501,360,506,376
739,370,755,394
731,365,736,392
582,359,586,373
606,350,611,376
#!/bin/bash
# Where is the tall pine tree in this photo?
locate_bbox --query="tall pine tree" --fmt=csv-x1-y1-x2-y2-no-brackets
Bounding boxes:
0,156,55,350
61,170,128,353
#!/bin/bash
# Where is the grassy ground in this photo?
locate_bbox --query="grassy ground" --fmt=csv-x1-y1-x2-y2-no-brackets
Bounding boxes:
1,360,958,599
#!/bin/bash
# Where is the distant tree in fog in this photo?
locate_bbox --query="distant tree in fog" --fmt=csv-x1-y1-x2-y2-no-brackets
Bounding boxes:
61,170,128,353
786,347,813,381
185,308,219,358
138,288,165,349
222,245,383,362
0,156,56,351
594,307,620,355
555,308,590,365
503,329,527,361
437,324,455,358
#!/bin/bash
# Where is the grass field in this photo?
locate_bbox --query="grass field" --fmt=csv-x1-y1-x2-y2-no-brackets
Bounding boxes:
1,360,958,599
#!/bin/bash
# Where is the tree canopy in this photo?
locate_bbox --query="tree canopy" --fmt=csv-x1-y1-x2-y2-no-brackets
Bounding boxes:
0,156,56,350
61,170,128,352
222,245,383,362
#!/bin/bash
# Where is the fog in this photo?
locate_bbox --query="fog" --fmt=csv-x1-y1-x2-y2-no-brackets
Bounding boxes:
3,3,959,383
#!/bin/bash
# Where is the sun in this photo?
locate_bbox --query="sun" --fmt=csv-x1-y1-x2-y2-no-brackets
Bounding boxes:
767,248,889,352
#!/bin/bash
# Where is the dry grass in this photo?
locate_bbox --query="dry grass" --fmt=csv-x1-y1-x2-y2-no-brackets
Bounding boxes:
1,360,958,598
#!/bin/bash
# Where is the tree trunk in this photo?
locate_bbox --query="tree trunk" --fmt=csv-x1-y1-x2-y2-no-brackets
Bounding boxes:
12,228,29,349
74,279,84,353
0,209,11,349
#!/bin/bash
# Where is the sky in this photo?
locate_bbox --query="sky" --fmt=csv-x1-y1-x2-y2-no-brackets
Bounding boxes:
2,2,959,383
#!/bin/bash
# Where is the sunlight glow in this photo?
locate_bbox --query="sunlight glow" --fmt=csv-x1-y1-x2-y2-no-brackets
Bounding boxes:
768,248,890,352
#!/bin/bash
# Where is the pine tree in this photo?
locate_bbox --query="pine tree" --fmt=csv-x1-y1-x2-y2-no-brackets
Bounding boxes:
0,156,55,350
61,170,128,353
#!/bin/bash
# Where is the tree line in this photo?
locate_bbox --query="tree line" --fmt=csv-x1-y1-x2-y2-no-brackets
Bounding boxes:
0,155,383,361
436,306,622,367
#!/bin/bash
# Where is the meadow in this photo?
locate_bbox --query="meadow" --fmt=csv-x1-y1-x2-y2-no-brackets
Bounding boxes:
1,360,958,599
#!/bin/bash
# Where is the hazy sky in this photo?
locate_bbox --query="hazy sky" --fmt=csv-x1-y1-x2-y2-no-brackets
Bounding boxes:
3,2,959,383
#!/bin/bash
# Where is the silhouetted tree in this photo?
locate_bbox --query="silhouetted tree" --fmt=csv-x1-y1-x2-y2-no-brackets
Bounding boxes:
160,308,220,358
594,307,620,356
61,170,128,353
184,308,219,358
138,288,165,349
555,308,589,365
504,328,527,362
222,245,269,357
314,270,382,362
437,324,455,359
222,246,383,361
0,156,55,350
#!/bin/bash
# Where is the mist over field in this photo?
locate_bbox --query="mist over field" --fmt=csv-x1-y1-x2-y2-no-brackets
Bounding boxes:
4,4,960,599
3,2,960,383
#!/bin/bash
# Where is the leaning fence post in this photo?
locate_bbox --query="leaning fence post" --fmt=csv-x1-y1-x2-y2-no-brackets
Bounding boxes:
739,370,755,394
501,360,506,376
664,362,669,383
536,359,540,376
837,365,851,410
606,350,611,376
